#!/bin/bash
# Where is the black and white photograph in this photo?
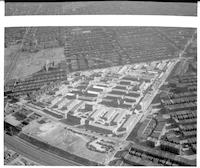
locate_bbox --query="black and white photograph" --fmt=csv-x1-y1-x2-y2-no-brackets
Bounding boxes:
5,0,197,16
1,0,199,166
4,26,197,166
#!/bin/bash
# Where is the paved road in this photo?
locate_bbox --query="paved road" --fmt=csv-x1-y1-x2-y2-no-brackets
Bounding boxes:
4,134,81,166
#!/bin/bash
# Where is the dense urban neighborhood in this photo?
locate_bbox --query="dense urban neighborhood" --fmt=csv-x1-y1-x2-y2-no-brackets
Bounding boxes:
4,27,197,166
5,1,197,16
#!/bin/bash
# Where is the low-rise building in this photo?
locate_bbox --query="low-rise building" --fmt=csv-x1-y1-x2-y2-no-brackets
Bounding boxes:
112,112,125,126
121,114,140,131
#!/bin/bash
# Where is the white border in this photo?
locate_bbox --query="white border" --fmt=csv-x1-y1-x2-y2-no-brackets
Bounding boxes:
2,15,199,28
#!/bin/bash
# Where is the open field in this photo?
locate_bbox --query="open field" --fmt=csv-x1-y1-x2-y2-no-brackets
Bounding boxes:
5,47,65,80
5,27,65,81
4,45,20,78
5,1,197,16
22,120,108,164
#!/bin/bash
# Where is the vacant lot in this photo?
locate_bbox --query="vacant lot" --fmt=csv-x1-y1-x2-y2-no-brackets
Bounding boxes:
5,47,65,80
22,121,108,164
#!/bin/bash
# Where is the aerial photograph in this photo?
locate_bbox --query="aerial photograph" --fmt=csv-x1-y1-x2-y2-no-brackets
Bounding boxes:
5,0,197,16
4,26,197,166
